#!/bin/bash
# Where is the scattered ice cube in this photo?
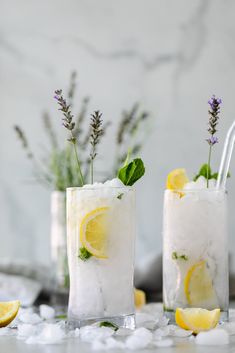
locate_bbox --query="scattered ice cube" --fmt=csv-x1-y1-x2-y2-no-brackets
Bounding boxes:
39,305,55,320
171,327,192,337
125,328,153,350
156,315,169,327
0,327,13,336
221,322,235,335
92,336,125,351
80,326,114,343
115,328,133,336
17,324,37,338
92,340,106,351
26,323,65,345
67,328,80,338
195,329,229,346
106,337,125,349
19,312,42,324
154,338,174,347
154,326,170,337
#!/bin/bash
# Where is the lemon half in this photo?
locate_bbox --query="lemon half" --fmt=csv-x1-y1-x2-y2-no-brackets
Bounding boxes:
0,300,20,327
80,207,109,259
134,289,146,309
175,307,220,334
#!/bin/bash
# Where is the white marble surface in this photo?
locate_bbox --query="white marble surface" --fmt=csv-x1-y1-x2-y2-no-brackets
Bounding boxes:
1,0,235,266
1,333,235,353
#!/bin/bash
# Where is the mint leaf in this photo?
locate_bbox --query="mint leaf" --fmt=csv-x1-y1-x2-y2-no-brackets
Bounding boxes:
194,164,211,181
99,321,119,331
78,247,92,261
118,158,145,186
194,164,231,182
172,251,188,261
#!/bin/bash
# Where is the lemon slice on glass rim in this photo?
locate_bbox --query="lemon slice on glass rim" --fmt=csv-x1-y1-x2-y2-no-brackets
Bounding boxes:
80,207,110,259
166,168,189,191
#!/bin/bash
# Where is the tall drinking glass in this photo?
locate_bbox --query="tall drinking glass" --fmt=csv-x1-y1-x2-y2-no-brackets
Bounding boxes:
163,188,229,322
67,185,136,328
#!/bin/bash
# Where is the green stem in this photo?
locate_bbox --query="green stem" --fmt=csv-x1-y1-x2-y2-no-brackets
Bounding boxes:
207,144,212,188
70,133,84,186
90,159,94,184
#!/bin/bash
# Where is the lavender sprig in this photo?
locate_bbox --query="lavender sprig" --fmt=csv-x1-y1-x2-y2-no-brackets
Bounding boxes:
206,95,222,187
54,89,84,186
90,111,103,184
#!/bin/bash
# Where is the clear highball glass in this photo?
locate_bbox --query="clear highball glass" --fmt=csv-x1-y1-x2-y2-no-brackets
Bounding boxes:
67,185,136,328
163,188,229,322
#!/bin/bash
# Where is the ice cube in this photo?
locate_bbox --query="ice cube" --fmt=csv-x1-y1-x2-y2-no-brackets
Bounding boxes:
115,328,133,336
195,329,229,346
0,328,13,336
221,322,235,335
154,326,170,337
172,327,192,337
39,304,55,320
80,326,114,343
26,323,65,345
104,178,124,188
209,179,216,188
67,328,80,338
92,340,106,351
105,337,125,349
155,338,174,347
156,315,169,327
125,328,153,350
19,312,42,324
17,324,37,338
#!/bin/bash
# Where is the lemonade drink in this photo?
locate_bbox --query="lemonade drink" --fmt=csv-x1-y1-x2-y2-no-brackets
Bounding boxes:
67,179,136,328
163,177,229,322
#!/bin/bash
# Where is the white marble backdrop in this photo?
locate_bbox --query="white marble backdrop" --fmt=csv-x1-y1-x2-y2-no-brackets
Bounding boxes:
1,0,235,268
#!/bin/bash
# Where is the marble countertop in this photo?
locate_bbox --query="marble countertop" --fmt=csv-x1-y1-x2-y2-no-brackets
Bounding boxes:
1,335,235,353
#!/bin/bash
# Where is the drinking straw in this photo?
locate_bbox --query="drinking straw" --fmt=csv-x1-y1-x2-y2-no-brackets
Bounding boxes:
217,121,235,189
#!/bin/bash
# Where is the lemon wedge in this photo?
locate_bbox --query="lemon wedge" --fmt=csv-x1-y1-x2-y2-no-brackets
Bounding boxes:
80,207,109,259
184,261,218,307
134,289,146,309
175,308,220,334
0,300,20,327
166,168,189,190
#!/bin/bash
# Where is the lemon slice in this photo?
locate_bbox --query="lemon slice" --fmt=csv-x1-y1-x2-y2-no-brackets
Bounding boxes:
184,261,218,307
80,207,109,259
166,168,189,190
175,308,220,334
134,289,146,309
0,300,20,327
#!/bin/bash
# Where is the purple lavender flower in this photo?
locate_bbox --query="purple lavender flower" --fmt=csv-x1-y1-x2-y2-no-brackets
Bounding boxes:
206,95,222,187
206,135,219,146
207,95,222,139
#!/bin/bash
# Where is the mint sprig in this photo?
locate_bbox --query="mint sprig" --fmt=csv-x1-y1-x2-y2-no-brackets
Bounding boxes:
118,158,145,186
78,247,92,261
194,163,230,182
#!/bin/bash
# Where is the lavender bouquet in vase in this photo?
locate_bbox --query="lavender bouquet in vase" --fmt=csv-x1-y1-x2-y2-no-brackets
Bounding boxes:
14,72,151,305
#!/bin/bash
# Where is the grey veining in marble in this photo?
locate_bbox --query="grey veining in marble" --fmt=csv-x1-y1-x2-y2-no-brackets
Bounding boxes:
1,0,235,268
